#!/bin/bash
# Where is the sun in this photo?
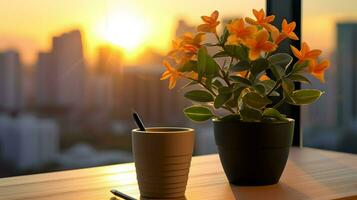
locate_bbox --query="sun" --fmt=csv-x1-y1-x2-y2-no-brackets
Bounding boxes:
97,11,150,55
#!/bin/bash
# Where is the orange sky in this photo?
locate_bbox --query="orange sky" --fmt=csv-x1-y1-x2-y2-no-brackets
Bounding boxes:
0,0,356,65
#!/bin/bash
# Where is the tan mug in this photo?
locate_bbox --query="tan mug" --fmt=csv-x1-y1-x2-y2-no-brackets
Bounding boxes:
132,127,194,199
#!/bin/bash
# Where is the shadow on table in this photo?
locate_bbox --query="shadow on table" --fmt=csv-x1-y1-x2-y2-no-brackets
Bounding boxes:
229,183,309,200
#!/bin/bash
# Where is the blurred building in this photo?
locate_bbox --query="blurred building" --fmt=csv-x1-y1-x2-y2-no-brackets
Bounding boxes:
175,19,195,37
35,30,86,111
336,23,357,127
57,143,132,169
89,45,123,111
0,114,59,170
36,52,56,107
301,51,337,129
114,65,187,126
0,50,23,111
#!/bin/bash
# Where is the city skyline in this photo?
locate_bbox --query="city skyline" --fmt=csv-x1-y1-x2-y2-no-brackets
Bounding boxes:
1,0,357,65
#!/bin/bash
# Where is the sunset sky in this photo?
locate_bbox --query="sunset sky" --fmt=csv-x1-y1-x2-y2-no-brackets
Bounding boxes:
0,0,356,65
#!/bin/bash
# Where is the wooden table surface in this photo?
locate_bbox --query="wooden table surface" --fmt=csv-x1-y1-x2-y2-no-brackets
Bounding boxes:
1,147,357,200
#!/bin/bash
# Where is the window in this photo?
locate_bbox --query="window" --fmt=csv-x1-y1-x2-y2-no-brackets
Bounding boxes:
302,0,357,154
0,0,265,177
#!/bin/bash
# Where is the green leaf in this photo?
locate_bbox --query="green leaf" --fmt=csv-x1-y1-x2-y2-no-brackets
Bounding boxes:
242,92,272,109
205,77,213,90
229,76,251,86
215,86,234,108
197,47,207,81
291,60,309,73
240,104,262,121
212,79,224,89
290,89,324,105
269,64,285,79
269,91,280,97
257,79,280,96
178,60,197,72
258,79,276,92
219,27,229,45
251,58,269,75
218,86,233,94
282,78,295,95
184,90,214,102
183,106,214,122
268,53,293,69
253,84,266,95
224,45,249,61
206,58,219,78
213,51,229,58
214,93,232,108
289,74,311,84
231,60,250,72
262,108,288,121
226,86,246,108
197,47,219,80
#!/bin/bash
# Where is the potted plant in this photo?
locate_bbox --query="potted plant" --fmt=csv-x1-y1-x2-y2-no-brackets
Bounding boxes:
160,9,329,186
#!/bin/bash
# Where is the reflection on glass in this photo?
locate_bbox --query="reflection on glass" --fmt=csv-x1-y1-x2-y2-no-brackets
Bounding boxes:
0,0,265,177
302,0,357,153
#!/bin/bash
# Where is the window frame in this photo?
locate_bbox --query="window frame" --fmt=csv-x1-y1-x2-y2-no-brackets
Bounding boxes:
267,0,302,146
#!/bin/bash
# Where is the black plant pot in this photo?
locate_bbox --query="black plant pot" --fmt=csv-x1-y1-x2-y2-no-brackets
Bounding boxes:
213,119,294,186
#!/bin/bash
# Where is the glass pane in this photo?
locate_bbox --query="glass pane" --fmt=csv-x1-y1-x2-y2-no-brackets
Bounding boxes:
0,0,265,177
302,0,357,153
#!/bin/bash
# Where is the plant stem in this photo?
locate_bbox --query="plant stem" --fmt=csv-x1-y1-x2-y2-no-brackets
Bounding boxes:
199,82,235,114
273,97,285,109
266,79,281,96
244,71,249,78
199,82,217,96
222,106,236,114
214,33,221,45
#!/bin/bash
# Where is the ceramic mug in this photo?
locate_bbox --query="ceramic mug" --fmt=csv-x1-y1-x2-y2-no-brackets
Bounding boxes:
132,127,194,199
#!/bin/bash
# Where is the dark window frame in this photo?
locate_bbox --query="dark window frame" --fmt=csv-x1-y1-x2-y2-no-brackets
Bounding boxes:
267,0,302,146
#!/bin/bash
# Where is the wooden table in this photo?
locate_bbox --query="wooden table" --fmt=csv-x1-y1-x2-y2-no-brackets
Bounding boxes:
1,147,357,200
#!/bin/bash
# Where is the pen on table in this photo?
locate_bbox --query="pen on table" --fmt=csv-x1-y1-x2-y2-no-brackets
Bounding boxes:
110,189,137,200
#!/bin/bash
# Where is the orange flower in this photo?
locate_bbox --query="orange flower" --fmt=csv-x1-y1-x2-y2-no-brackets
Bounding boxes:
181,32,205,53
184,71,199,81
245,30,277,60
226,18,257,45
290,42,327,82
160,60,182,89
168,32,204,65
270,19,299,44
259,74,270,81
281,19,299,40
236,70,249,78
309,60,330,82
197,10,220,33
245,8,275,31
290,42,322,61
270,25,284,44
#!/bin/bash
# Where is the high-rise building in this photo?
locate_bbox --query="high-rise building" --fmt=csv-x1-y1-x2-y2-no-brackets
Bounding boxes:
0,114,59,170
336,23,357,127
85,45,123,113
0,50,23,111
35,30,85,110
36,52,57,106
114,65,187,126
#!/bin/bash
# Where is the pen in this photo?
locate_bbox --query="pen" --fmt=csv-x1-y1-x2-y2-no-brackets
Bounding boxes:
132,112,146,131
110,189,137,200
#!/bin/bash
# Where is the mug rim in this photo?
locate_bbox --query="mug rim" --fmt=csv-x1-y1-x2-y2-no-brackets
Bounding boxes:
132,127,194,134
